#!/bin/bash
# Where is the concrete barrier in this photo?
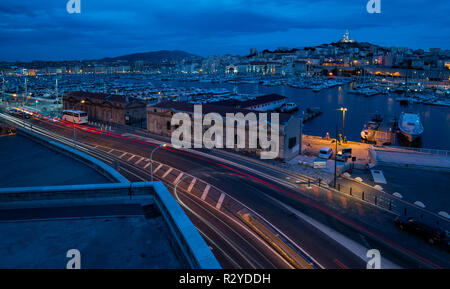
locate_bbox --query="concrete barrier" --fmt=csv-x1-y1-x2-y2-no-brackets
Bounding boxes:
0,182,221,269
133,182,221,269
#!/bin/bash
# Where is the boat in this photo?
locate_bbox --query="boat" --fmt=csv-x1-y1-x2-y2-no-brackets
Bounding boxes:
311,84,325,92
349,87,379,96
279,102,299,113
398,112,424,142
360,114,383,141
361,121,380,141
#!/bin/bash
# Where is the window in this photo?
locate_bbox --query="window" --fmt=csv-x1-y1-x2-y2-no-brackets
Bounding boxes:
166,121,171,130
288,137,296,149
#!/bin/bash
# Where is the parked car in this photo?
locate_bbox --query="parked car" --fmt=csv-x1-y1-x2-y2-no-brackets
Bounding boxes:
341,148,352,157
318,147,333,159
336,148,352,162
394,215,448,246
336,151,347,162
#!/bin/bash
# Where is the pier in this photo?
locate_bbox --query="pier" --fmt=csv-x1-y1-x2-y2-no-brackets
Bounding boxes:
301,107,322,122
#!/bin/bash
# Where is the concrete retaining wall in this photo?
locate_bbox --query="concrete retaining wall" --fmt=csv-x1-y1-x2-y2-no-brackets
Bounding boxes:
3,127,219,268
0,182,221,269
133,182,221,269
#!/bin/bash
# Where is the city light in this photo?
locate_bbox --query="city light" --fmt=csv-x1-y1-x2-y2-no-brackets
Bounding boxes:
0,0,449,275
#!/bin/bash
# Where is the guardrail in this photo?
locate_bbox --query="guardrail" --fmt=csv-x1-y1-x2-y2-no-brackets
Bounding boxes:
335,177,450,232
373,144,450,157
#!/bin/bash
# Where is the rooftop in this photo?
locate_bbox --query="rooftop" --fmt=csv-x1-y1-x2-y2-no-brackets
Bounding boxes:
150,100,292,124
0,202,184,268
66,91,145,105
0,134,110,188
237,94,287,108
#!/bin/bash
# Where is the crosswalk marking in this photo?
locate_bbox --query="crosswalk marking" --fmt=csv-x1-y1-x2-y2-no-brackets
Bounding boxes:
187,178,197,193
173,172,184,185
108,149,114,153
153,163,163,174
201,185,210,201
135,157,145,165
143,162,151,169
216,193,225,209
119,152,127,158
162,167,173,178
127,155,136,162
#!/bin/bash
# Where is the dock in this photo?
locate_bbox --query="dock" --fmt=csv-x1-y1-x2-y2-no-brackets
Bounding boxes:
301,107,322,122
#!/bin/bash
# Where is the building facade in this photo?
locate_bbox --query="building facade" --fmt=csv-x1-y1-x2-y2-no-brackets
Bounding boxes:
146,101,301,161
63,91,147,127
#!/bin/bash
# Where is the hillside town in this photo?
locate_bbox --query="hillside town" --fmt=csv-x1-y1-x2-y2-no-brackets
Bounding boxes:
2,31,450,82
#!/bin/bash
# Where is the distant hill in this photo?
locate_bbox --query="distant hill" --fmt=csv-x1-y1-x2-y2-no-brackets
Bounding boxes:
101,50,198,63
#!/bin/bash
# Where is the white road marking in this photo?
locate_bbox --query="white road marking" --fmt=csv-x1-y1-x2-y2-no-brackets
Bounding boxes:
187,178,197,193
119,152,127,158
162,167,173,178
135,157,145,165
267,195,401,269
108,149,114,153
153,163,163,174
216,193,226,210
143,162,151,169
201,184,210,201
173,172,184,185
127,155,136,162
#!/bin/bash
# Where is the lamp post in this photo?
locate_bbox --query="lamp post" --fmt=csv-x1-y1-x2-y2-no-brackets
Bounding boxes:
334,125,338,188
150,143,167,181
72,100,85,149
338,107,347,142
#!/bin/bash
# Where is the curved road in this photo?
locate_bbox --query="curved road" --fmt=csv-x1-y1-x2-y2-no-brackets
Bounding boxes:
1,111,449,269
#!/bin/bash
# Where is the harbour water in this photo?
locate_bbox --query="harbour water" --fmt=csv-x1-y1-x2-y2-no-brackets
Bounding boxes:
3,74,449,150
163,80,450,151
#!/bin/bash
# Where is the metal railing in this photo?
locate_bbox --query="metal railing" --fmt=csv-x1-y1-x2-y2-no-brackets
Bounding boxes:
374,144,450,157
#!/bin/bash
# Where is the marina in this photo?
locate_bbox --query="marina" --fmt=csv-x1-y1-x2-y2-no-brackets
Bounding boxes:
1,73,449,150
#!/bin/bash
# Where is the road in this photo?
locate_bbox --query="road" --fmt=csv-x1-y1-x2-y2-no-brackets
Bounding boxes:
1,111,449,269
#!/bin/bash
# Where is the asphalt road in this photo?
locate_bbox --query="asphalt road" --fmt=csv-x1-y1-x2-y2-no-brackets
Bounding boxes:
2,112,449,269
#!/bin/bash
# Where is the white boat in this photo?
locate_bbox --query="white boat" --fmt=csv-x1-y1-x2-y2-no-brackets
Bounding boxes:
279,102,298,113
398,112,424,142
311,85,325,92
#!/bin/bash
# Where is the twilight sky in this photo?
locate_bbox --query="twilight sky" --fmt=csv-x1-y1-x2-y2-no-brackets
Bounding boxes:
1,0,449,61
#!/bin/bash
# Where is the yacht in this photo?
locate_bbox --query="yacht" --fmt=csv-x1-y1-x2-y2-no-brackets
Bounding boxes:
398,112,424,142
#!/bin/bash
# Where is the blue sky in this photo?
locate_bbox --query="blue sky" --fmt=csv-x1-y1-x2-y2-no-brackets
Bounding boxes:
1,0,449,61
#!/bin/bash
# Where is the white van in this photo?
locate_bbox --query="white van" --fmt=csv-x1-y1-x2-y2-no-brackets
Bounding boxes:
318,147,333,159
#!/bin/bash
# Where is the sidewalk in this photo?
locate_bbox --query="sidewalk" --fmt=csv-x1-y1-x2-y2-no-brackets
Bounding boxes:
372,146,450,171
303,135,373,165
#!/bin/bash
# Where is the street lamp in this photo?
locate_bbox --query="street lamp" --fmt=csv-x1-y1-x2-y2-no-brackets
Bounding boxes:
150,143,167,181
333,125,339,188
72,100,85,149
338,107,347,142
